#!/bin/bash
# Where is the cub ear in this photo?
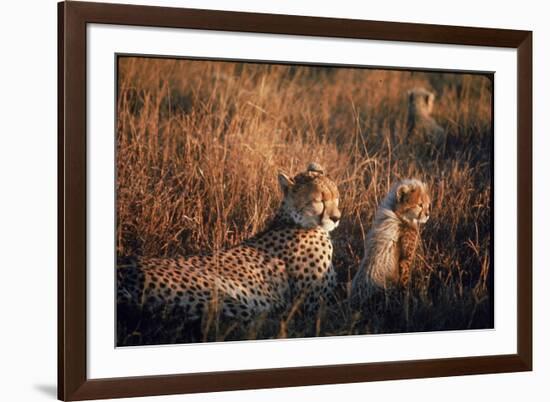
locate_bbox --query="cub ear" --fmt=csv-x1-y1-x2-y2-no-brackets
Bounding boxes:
396,183,411,203
425,92,435,105
278,173,295,195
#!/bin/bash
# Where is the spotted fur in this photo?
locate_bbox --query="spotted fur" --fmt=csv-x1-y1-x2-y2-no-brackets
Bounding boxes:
398,224,420,287
117,163,341,323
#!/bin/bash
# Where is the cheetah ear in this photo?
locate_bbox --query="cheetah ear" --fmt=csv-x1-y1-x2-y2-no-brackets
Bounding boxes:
396,183,411,203
425,92,435,104
278,173,294,195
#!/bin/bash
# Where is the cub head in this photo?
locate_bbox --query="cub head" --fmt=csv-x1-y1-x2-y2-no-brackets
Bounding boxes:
394,179,431,226
408,87,435,117
278,163,341,232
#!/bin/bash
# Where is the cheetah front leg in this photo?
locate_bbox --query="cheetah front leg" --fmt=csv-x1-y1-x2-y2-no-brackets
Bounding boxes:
399,260,412,288
398,226,419,288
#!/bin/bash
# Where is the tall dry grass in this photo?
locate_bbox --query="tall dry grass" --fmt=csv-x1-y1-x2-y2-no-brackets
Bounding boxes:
116,57,493,345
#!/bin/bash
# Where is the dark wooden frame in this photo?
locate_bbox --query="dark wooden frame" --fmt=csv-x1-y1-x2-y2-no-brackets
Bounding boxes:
58,1,532,400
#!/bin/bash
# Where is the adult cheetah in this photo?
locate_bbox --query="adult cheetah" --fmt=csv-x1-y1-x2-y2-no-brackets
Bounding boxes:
117,163,341,327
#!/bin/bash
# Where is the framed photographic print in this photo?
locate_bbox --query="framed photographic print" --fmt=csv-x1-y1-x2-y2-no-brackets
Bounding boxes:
58,1,532,400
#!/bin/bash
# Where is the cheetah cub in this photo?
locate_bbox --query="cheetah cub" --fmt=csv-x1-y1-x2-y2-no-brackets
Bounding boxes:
351,179,430,300
406,88,444,145
117,163,341,325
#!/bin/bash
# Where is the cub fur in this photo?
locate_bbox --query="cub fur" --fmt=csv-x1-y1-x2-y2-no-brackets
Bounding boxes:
351,179,430,299
406,87,444,145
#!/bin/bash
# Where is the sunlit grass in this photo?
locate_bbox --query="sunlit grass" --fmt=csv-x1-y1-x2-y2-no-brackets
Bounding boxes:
116,57,493,345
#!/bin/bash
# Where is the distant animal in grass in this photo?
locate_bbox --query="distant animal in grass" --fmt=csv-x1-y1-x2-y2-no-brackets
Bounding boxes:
406,88,445,145
117,163,341,328
351,179,430,300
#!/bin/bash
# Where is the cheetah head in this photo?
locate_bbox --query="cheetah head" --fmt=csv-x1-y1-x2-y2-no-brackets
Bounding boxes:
277,163,341,232
408,87,436,117
394,178,431,226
